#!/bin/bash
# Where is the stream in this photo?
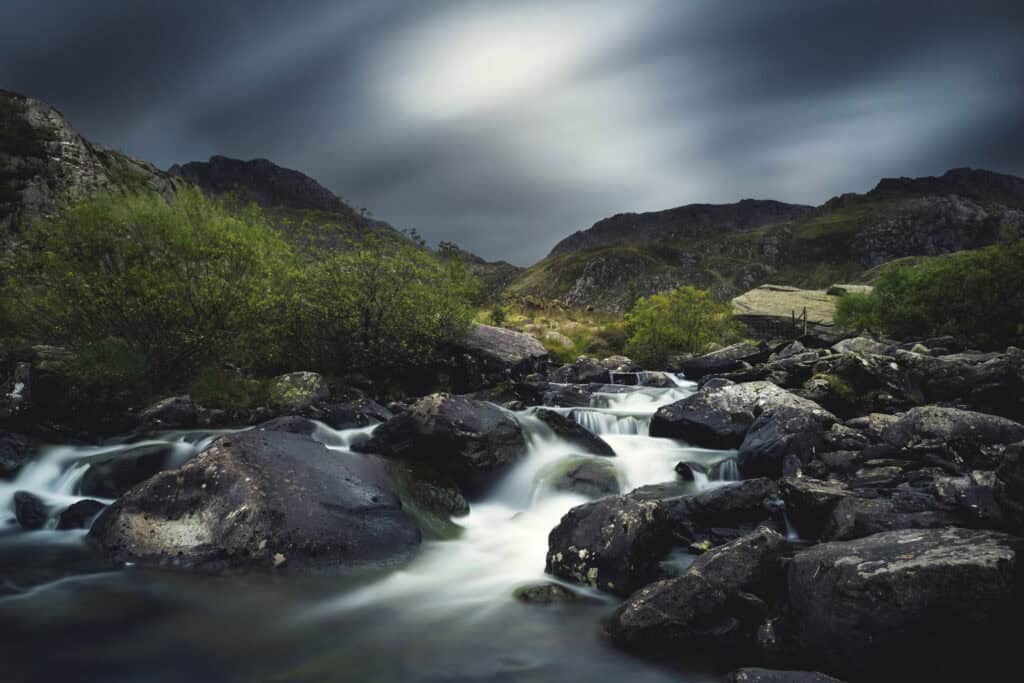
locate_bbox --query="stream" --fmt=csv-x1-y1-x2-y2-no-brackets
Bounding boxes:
0,378,738,682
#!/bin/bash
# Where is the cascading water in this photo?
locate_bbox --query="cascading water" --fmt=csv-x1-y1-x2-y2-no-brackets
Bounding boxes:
0,379,734,683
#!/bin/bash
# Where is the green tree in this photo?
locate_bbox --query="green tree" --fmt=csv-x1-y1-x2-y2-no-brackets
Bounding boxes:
625,286,741,368
5,188,291,382
490,304,507,326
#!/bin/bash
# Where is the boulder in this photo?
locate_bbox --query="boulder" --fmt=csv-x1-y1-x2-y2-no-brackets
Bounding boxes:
541,383,595,408
779,477,851,541
680,343,771,380
546,495,667,595
534,408,615,456
724,669,844,683
608,528,787,651
445,323,549,390
737,405,835,479
89,430,421,572
136,396,199,430
14,491,49,530
786,527,1024,678
56,499,106,530
995,442,1024,533
882,406,1024,470
0,431,29,478
543,457,620,498
656,478,782,545
353,394,528,494
512,582,582,604
267,371,329,410
306,399,392,430
830,336,896,357
549,356,611,384
651,382,835,451
79,443,177,499
256,415,320,435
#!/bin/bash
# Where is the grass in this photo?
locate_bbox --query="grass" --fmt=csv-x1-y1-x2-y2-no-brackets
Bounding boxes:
474,301,627,361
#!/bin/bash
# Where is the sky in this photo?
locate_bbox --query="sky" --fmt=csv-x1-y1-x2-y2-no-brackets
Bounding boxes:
2,0,1023,265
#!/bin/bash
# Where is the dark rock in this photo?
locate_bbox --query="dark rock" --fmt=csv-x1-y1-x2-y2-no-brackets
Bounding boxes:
56,499,106,530
786,527,1024,679
545,457,620,498
680,342,771,380
89,430,422,572
995,442,1024,533
701,377,735,391
0,432,29,478
308,399,393,429
257,415,320,435
675,462,697,481
79,443,176,499
534,408,615,456
651,381,834,450
737,405,834,479
546,495,667,595
136,396,199,430
657,479,782,544
442,323,550,391
549,356,611,384
353,394,527,495
14,491,50,530
830,336,896,357
542,383,595,408
779,477,851,540
608,528,787,652
724,669,844,683
512,582,582,604
882,406,1024,470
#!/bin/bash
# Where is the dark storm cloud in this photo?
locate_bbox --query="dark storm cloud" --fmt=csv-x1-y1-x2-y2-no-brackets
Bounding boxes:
2,0,1022,264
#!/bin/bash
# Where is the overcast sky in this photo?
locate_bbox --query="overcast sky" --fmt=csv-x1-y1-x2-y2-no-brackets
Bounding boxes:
2,0,1022,264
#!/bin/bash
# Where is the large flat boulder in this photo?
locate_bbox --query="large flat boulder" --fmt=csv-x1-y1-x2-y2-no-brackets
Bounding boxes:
786,527,1024,678
89,430,422,572
679,342,771,380
353,394,528,494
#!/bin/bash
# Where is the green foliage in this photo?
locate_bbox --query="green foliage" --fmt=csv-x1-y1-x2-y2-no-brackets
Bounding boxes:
188,367,271,410
625,286,741,368
275,233,479,379
489,304,507,326
834,241,1024,349
5,188,291,383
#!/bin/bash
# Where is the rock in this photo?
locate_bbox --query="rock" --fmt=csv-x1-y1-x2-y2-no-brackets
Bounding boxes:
353,394,528,495
0,432,29,478
136,396,199,430
457,323,549,377
995,442,1024,533
56,499,106,530
512,582,582,604
675,462,697,481
882,406,1024,470
657,479,782,545
543,457,620,498
830,336,896,357
534,408,615,456
14,491,50,530
89,430,422,572
256,415,320,435
652,381,835,453
786,527,1024,679
541,383,595,408
387,460,469,539
549,356,611,384
608,528,787,651
79,443,177,499
680,343,771,380
737,404,835,479
308,399,392,430
546,495,667,595
724,669,844,683
267,371,329,410
598,355,638,372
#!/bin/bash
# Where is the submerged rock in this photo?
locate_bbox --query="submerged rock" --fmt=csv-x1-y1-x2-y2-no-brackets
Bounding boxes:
542,456,621,498
89,430,422,572
534,408,615,456
786,527,1024,679
14,491,49,530
353,394,527,495
512,582,583,604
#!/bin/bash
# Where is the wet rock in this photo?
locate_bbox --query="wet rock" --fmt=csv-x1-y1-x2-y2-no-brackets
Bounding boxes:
14,491,50,530
257,415,320,435
512,582,582,604
680,342,771,380
308,399,392,430
0,431,29,478
779,477,851,541
657,478,782,545
598,355,638,372
79,443,176,499
675,461,697,481
541,383,595,408
786,527,1024,679
882,406,1024,470
546,495,667,596
353,394,527,495
737,405,834,479
549,356,611,384
544,457,620,498
56,499,106,530
995,442,1024,533
267,371,329,410
136,396,198,430
89,430,421,572
651,381,834,450
724,669,844,683
534,408,615,456
608,528,787,652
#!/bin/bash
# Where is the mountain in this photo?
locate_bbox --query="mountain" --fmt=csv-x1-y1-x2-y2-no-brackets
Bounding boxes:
505,168,1024,311
437,243,523,299
1,90,184,232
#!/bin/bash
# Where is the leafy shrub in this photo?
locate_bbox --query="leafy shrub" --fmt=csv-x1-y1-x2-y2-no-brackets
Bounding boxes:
834,241,1024,349
625,286,741,368
490,304,507,326
188,366,271,410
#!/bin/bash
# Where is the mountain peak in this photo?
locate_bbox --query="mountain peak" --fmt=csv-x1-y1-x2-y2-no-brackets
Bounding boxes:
868,167,1024,208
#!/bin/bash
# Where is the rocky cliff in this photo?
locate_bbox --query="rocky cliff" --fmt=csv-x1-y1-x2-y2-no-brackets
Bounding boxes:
506,168,1024,311
1,90,183,232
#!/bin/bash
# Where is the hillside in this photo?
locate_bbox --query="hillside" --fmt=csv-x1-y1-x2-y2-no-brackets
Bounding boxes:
505,168,1024,311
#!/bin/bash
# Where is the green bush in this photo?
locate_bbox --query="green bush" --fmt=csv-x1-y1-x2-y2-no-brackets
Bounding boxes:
5,188,291,382
835,241,1024,349
490,304,507,326
625,286,741,368
188,366,271,410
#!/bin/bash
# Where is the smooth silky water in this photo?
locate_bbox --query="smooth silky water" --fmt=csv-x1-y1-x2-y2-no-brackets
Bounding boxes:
0,379,737,682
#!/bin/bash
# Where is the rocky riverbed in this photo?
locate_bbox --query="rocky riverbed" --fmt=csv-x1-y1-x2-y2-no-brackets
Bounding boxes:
2,331,1023,682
